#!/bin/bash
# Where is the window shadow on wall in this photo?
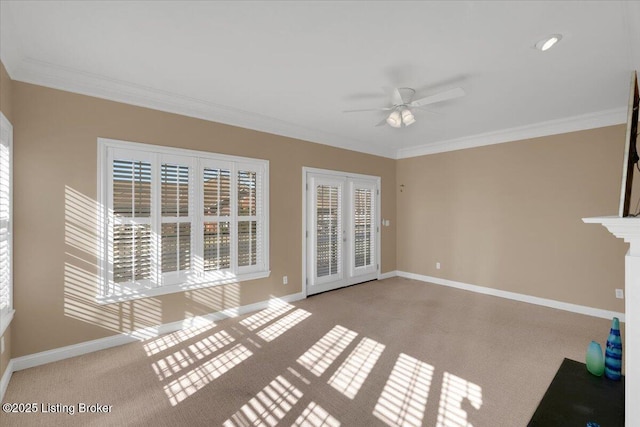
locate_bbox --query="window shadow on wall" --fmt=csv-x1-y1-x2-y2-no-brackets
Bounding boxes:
64,185,162,335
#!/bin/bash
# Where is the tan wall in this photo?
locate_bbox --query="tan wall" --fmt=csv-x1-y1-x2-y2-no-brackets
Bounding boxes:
0,62,12,122
4,64,631,360
397,126,628,312
11,81,397,357
0,62,13,381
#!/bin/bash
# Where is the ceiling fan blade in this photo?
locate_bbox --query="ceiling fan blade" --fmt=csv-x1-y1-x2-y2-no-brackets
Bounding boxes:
382,86,404,106
391,88,404,106
375,117,388,127
412,106,444,115
343,107,392,113
409,87,465,108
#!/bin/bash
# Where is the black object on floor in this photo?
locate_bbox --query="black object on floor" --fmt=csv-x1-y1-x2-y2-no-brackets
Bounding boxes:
528,358,624,426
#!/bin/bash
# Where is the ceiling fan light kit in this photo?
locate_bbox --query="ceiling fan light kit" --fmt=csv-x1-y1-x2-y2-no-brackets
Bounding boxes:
401,108,416,126
386,110,402,128
345,86,466,128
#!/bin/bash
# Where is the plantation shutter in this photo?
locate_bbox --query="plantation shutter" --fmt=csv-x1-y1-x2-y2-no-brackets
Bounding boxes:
237,170,256,267
160,160,193,283
237,164,265,274
112,158,153,288
203,165,232,272
0,114,12,323
354,188,373,268
351,179,376,277
316,184,341,278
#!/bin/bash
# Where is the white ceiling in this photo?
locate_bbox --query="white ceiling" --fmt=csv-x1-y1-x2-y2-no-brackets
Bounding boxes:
1,1,639,159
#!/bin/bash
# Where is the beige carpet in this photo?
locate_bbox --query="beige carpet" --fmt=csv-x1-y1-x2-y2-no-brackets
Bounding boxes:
1,277,624,426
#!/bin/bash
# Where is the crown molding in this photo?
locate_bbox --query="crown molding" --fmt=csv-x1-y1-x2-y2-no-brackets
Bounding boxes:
396,107,628,159
2,56,633,161
10,57,397,159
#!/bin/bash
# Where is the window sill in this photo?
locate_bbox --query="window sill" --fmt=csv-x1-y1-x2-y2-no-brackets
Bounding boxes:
0,309,15,337
96,270,271,305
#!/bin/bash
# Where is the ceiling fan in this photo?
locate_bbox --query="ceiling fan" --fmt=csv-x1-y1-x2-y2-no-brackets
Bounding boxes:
344,87,465,128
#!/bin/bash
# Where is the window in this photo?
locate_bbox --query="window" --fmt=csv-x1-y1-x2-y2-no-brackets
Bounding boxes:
0,112,13,335
99,138,269,303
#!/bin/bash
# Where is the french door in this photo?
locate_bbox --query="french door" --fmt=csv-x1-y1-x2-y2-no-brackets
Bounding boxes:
305,169,379,296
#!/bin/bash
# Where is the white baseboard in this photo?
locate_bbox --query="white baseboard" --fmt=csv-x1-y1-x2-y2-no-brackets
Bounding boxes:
396,271,625,322
3,272,624,399
10,291,305,374
378,270,398,280
0,359,13,402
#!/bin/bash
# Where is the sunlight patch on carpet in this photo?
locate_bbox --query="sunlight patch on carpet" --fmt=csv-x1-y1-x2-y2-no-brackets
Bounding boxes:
144,323,217,356
223,375,303,426
296,325,358,377
152,330,235,380
328,337,385,399
373,353,434,427
164,343,253,405
293,401,341,427
436,372,482,427
256,309,312,342
240,300,295,331
287,367,311,385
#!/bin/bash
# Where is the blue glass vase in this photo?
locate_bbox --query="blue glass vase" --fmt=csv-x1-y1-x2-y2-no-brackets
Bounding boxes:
585,341,604,376
604,317,623,381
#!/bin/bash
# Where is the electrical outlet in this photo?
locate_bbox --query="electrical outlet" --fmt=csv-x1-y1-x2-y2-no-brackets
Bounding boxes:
283,276,288,285
436,262,441,270
615,288,624,299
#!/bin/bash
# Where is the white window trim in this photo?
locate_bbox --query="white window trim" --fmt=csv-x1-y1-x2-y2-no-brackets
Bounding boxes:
97,138,270,304
0,112,13,336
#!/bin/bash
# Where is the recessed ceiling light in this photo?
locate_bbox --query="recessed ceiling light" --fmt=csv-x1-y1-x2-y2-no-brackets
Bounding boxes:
535,34,562,51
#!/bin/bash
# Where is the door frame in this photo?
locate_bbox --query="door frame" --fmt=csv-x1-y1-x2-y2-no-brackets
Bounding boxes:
302,167,381,297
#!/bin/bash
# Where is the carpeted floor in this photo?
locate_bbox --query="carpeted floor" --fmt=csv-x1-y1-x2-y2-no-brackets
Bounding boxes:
1,277,624,426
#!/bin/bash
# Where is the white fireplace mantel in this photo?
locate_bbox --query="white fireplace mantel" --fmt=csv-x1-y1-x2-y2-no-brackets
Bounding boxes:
584,216,640,253
583,215,639,427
